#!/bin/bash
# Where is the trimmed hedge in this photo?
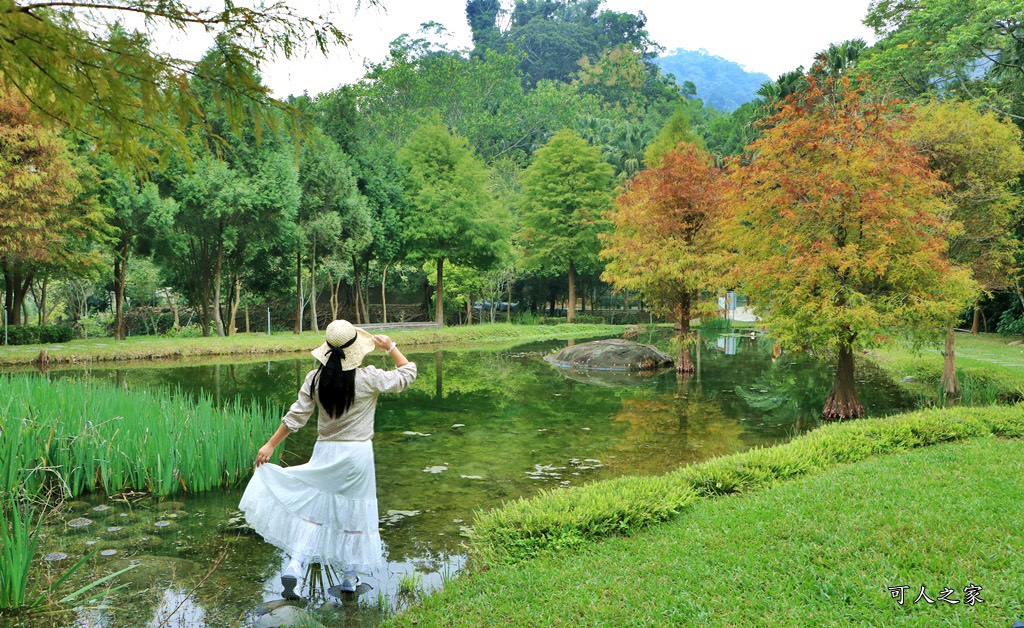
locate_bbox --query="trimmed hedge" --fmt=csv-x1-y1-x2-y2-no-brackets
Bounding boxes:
3,324,76,346
470,404,1024,565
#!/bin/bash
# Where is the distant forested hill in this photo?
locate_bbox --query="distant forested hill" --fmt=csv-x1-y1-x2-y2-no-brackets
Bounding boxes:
654,49,771,111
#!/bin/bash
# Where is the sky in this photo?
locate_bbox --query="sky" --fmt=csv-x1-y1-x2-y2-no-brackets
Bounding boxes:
151,0,878,98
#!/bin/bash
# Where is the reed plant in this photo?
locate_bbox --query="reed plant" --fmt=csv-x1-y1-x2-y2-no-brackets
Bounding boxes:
0,374,281,498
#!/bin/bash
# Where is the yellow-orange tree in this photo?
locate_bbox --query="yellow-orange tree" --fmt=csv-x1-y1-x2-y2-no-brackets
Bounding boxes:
726,79,974,419
602,142,725,370
902,100,1024,397
0,90,109,326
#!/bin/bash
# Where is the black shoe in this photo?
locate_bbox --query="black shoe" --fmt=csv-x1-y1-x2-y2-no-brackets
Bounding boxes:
281,574,299,600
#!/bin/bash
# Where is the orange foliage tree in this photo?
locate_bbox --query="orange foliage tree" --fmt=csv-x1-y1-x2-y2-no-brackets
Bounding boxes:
601,143,725,372
725,79,975,419
0,90,108,326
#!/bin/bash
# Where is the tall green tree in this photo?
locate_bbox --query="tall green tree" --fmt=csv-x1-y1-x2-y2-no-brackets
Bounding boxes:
902,99,1024,395
518,129,613,322
398,121,506,327
0,1,350,166
95,158,176,340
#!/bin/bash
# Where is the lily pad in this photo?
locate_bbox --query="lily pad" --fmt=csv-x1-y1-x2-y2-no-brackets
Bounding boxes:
43,552,69,562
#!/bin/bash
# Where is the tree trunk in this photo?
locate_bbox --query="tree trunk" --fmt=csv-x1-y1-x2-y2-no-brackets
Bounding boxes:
381,263,389,324
114,238,129,340
507,282,512,323
674,292,695,373
228,274,241,336
436,257,445,328
353,261,363,325
199,281,210,336
245,297,250,334
213,238,226,337
294,247,302,335
940,327,960,398
332,277,341,320
3,267,32,326
163,287,180,330
823,341,863,420
970,305,981,334
567,259,577,323
466,297,472,325
309,235,319,333
36,276,48,326
361,261,371,324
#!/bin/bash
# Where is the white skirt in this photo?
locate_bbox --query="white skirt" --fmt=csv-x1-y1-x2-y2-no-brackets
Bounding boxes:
238,440,383,570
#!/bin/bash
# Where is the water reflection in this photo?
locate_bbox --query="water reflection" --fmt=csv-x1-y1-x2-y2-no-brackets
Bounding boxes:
19,331,914,626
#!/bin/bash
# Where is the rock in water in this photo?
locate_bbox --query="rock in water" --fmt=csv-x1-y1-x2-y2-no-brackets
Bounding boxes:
545,339,673,372
254,605,322,627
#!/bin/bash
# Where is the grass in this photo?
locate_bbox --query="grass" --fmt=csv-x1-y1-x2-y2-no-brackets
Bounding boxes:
464,404,1024,566
389,436,1024,626
866,332,1024,403
0,375,281,497
0,323,627,366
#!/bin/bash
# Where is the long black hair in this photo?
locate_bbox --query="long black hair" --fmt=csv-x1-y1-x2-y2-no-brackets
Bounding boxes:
311,334,358,418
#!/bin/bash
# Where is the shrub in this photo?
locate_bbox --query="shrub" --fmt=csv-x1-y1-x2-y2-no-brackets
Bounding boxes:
996,310,1024,336
3,325,76,346
469,404,1024,565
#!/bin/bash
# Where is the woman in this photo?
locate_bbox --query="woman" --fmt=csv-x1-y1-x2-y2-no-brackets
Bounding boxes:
239,319,417,599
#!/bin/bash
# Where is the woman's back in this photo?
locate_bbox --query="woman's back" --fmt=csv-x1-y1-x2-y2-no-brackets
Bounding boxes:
281,363,418,441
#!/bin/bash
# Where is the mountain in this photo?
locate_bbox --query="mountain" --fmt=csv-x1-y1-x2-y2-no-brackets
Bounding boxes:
654,49,772,112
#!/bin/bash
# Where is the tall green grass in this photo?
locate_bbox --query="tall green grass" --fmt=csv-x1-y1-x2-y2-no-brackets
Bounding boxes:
0,375,281,497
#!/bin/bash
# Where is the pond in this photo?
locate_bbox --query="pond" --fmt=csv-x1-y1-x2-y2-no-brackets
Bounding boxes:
18,330,914,626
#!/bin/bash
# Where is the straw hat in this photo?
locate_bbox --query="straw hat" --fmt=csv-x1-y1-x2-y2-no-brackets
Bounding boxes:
311,320,377,370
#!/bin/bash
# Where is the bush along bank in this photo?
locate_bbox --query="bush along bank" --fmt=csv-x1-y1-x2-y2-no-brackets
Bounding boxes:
468,403,1024,566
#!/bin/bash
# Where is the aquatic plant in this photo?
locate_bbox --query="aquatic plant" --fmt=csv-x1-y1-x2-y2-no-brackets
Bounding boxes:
397,571,423,597
0,375,281,498
0,498,137,613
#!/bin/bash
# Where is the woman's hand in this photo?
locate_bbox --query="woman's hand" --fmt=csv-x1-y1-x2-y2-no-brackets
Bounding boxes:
372,334,394,351
255,442,275,467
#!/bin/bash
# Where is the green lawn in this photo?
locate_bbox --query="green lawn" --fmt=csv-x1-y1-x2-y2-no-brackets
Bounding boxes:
0,323,626,366
390,437,1024,626
867,333,1024,401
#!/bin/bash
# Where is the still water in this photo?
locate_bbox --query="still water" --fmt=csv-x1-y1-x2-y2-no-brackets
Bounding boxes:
25,331,914,626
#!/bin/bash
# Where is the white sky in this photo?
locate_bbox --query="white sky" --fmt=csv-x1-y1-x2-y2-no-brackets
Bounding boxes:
149,0,877,97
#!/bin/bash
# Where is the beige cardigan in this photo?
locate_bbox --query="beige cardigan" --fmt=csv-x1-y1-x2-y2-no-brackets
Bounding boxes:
281,362,417,441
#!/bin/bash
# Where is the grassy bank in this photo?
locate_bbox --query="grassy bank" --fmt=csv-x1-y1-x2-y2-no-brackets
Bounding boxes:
866,332,1024,403
390,436,1024,626
463,404,1024,566
0,323,627,366
0,375,280,497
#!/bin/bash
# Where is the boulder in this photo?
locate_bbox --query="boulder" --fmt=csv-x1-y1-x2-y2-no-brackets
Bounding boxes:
254,605,322,628
544,339,673,372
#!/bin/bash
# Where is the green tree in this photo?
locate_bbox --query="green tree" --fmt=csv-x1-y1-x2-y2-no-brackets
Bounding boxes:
519,129,613,322
0,1,350,166
643,104,704,166
902,99,1024,395
95,158,176,339
862,0,1024,120
398,121,506,327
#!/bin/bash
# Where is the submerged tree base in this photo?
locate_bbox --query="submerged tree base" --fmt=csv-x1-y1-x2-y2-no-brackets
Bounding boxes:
822,343,864,420
822,393,864,421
